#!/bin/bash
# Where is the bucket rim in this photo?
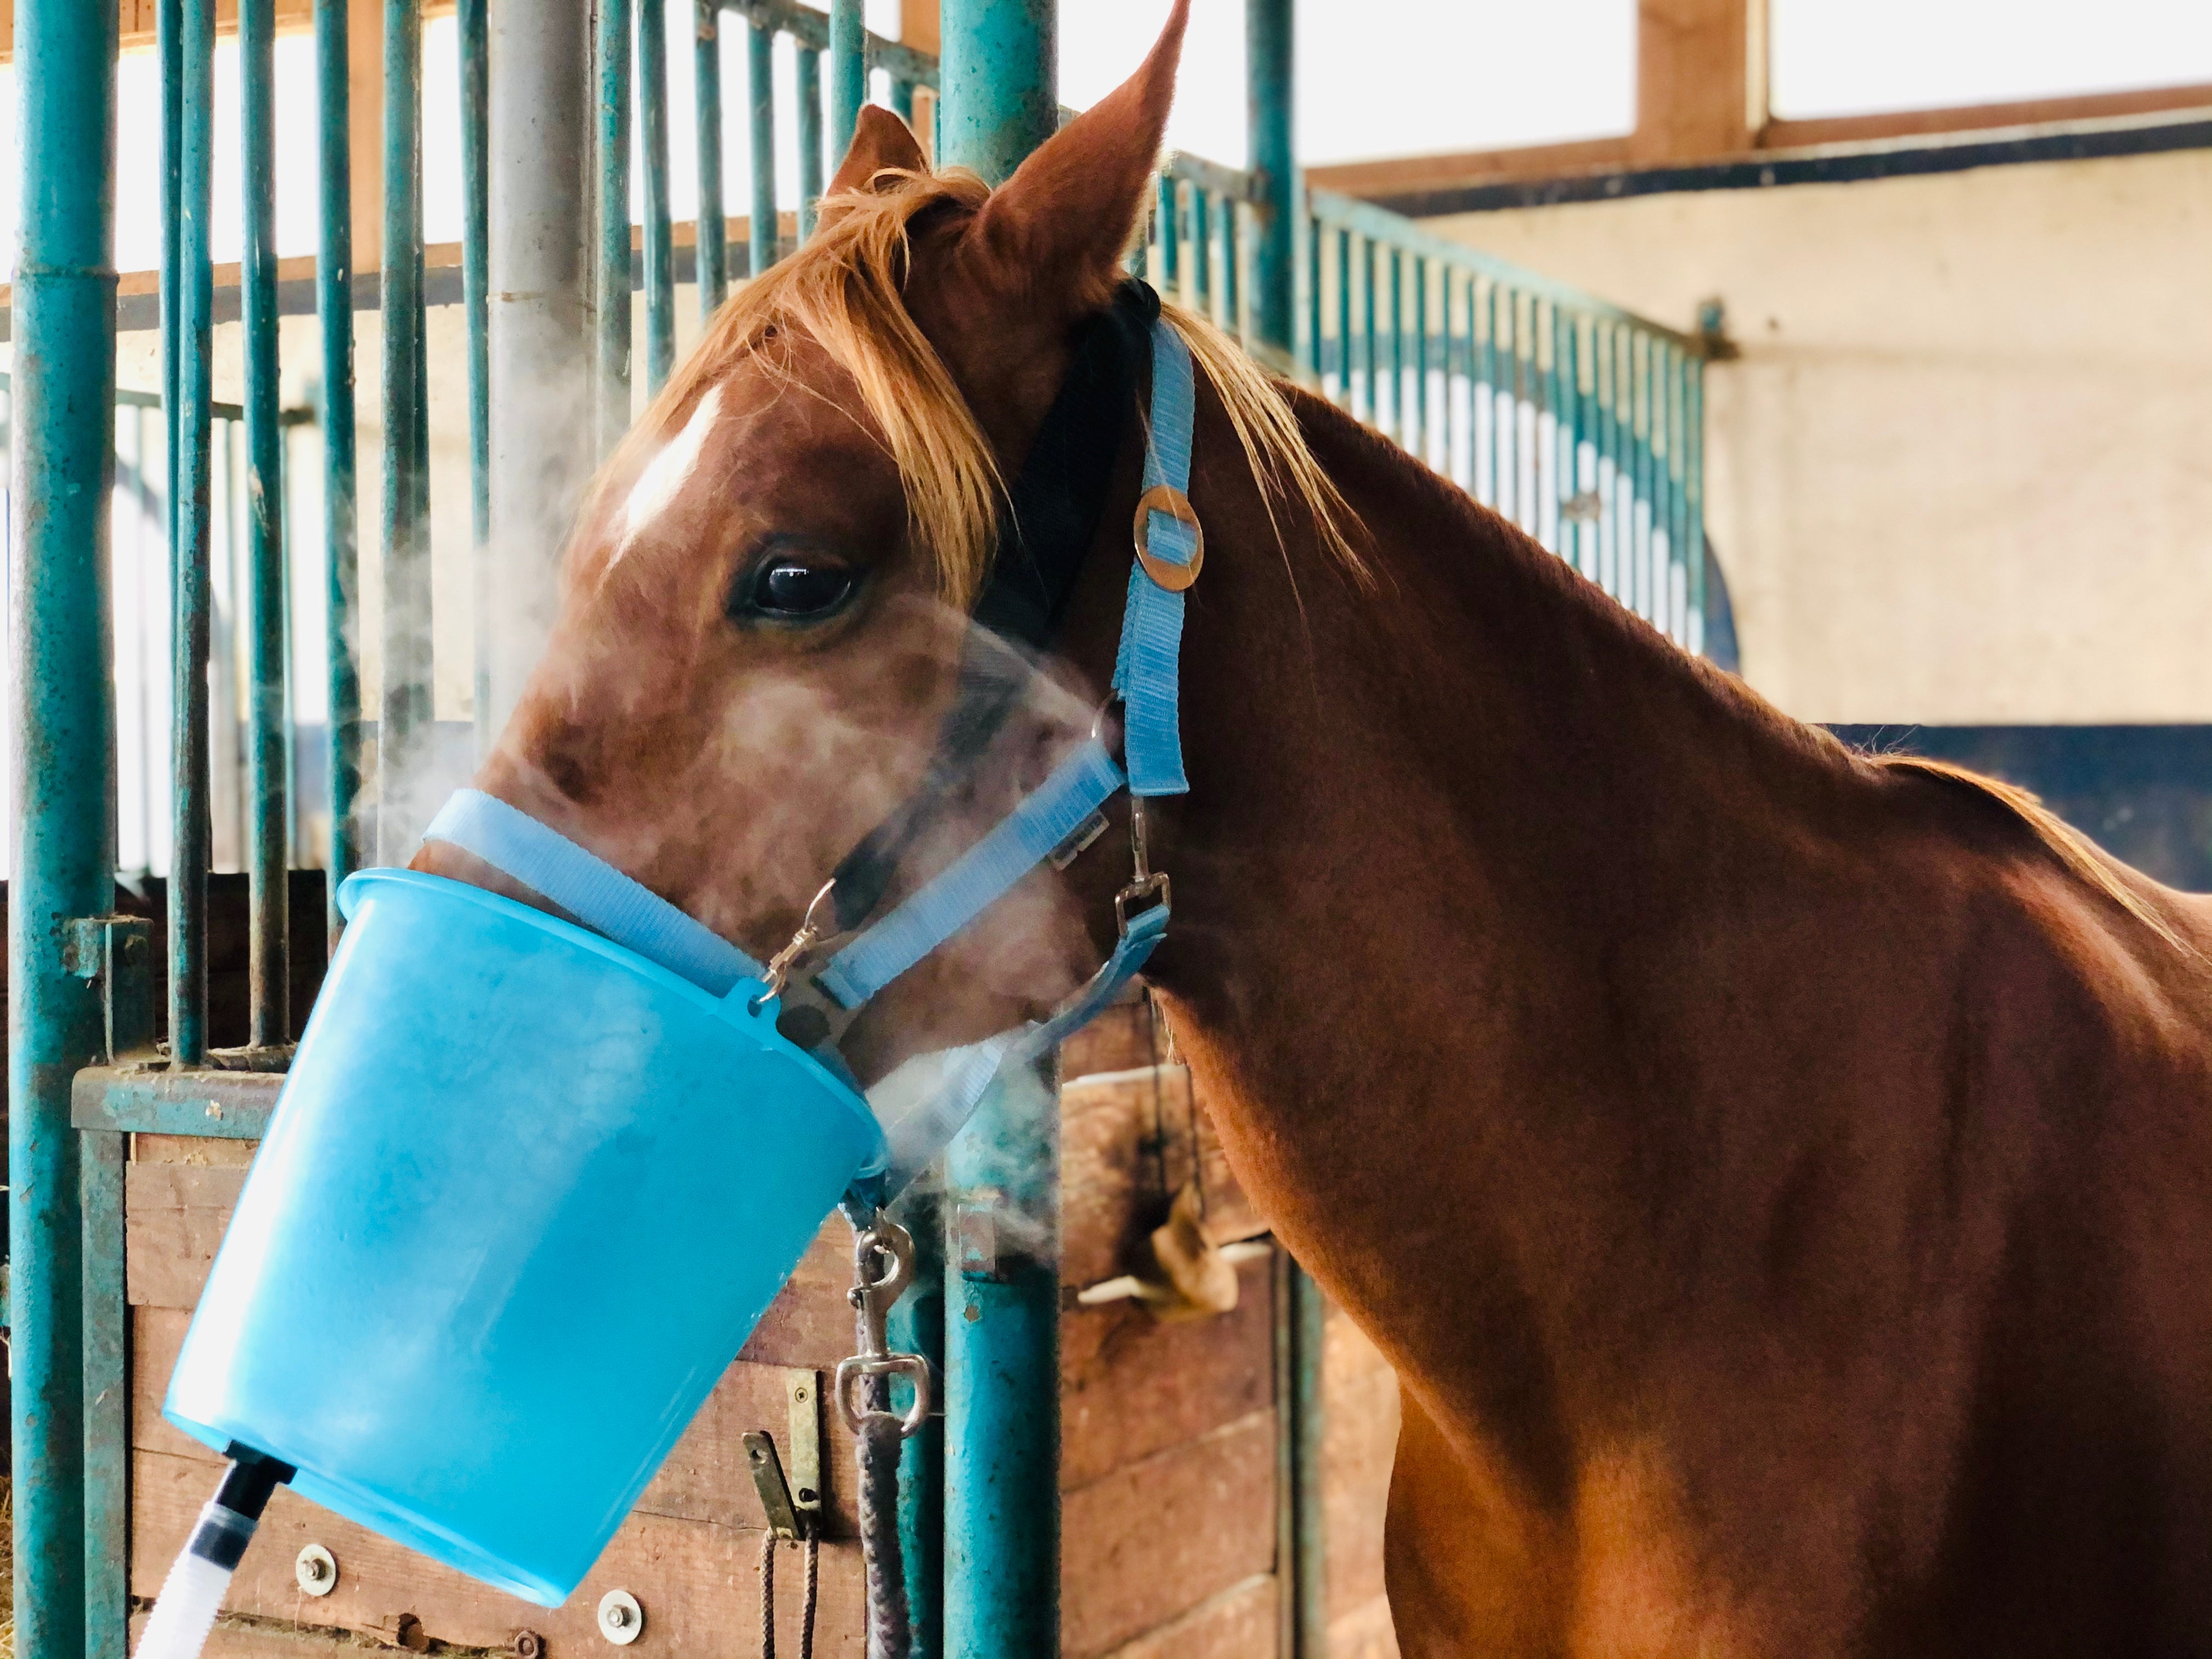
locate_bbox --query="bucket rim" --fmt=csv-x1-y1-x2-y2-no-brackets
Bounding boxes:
336,866,887,1170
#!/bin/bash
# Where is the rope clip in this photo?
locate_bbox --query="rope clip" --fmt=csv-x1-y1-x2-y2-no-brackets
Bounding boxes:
836,1218,932,1438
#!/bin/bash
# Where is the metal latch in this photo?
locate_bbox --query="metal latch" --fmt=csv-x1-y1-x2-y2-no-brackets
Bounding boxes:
64,915,155,1063
743,1367,822,1540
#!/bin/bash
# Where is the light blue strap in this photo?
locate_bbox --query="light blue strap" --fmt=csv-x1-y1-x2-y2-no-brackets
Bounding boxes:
423,789,767,995
859,899,1170,1204
817,739,1126,1008
1111,318,1197,797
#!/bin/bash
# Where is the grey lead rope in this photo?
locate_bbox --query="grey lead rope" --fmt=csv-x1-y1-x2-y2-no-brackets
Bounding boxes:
840,1215,930,1659
855,1360,912,1659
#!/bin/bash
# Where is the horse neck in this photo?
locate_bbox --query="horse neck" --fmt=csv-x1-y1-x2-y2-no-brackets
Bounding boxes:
1148,390,1857,1438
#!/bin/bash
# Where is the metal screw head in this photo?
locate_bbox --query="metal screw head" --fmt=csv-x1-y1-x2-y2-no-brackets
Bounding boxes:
597,1590,644,1646
295,1543,338,1597
513,1631,545,1659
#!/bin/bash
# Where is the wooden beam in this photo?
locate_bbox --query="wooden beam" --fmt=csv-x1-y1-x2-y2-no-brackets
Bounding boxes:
1763,83,2212,150
349,0,384,275
0,0,458,59
898,0,938,57
1630,0,1763,163
1305,136,1633,199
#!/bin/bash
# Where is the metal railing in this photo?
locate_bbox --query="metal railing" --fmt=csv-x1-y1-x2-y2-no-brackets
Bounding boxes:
1305,190,1707,653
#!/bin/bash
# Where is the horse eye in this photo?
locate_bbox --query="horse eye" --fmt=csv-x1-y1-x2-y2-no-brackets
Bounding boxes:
747,558,856,619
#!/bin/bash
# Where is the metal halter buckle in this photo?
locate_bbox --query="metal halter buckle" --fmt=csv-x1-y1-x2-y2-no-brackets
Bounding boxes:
836,1219,932,1438
1132,483,1203,592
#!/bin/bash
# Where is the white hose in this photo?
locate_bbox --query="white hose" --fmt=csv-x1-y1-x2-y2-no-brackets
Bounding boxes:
132,1503,252,1659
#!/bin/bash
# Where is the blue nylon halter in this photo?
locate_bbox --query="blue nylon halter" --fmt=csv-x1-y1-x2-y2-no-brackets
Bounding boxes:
422,314,1198,1201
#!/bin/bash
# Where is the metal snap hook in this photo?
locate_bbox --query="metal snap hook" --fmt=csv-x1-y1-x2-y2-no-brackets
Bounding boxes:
751,877,838,1012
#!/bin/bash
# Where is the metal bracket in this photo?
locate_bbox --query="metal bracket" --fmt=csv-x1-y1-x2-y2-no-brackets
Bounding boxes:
956,1196,1003,1283
785,1368,822,1524
744,1432,804,1541
64,916,155,1064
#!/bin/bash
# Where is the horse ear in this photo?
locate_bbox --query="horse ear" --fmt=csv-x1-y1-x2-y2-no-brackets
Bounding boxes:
823,104,929,202
961,0,1188,320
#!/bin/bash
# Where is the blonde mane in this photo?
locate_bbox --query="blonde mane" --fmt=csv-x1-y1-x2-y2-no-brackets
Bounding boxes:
594,164,1361,608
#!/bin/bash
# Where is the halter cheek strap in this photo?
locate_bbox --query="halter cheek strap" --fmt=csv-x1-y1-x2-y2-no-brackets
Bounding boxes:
421,308,1200,1204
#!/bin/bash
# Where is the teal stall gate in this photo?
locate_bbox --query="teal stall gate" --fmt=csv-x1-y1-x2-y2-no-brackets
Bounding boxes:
3,3,1709,1657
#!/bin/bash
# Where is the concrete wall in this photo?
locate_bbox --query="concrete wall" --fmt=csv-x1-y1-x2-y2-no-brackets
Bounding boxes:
1422,147,2212,725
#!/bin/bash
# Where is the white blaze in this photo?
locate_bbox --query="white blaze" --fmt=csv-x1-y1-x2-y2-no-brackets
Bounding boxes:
612,385,724,565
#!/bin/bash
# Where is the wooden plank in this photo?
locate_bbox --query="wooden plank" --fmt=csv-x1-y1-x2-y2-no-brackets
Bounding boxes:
735,1220,865,1369
133,1291,869,1538
1059,986,1160,1081
1631,0,1759,163
134,1133,258,1167
1091,1573,1278,1659
1060,1252,1274,1492
1763,84,2212,151
1061,1412,1277,1659
126,1161,246,1309
1061,1066,1262,1294
1321,1304,1400,1626
1305,137,1633,199
133,1448,866,1658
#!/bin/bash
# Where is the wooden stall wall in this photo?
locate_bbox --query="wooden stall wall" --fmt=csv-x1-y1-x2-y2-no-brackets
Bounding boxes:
123,997,1400,1659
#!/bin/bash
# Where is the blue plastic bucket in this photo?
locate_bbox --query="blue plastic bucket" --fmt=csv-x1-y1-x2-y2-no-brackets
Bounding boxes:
163,868,886,1606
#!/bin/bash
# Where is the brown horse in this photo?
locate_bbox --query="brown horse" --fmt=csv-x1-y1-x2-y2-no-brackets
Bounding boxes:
418,8,2212,1654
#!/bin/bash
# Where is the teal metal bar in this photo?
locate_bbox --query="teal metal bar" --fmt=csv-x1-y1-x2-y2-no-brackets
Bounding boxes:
891,75,917,126
81,1127,129,1659
159,0,183,566
241,0,289,1046
747,15,777,276
1304,206,1321,380
170,0,217,1064
1598,323,1620,599
1413,255,1428,465
938,0,1055,185
1283,1257,1329,1658
1635,330,1654,622
797,44,823,241
829,0,865,162
1686,359,1706,655
9,0,118,1651
936,10,1058,1651
460,0,491,753
596,0,634,449
1220,194,1239,338
639,0,676,392
1156,174,1180,298
888,1184,945,1659
71,1068,284,1140
1246,0,1293,360
1653,338,1675,636
1334,227,1350,408
315,0,361,946
382,0,433,861
1360,235,1376,428
1189,187,1211,317
695,0,727,319
1387,248,1403,447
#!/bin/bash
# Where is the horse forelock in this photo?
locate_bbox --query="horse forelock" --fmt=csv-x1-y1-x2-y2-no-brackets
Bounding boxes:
580,163,1364,611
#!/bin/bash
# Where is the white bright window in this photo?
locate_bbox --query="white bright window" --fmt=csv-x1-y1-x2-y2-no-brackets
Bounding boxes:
1770,0,2212,121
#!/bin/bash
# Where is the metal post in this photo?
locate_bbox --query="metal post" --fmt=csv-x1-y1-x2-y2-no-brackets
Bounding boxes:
315,0,362,945
241,0,289,1045
1288,1260,1328,1657
888,1183,945,1659
487,0,594,738
379,0,432,863
8,2,118,1654
937,8,1060,1641
747,15,776,277
938,0,1054,187
638,0,676,391
796,45,823,242
944,1060,1060,1659
595,0,634,452
694,0,727,319
828,0,865,161
459,0,491,754
1248,0,1293,365
170,0,217,1064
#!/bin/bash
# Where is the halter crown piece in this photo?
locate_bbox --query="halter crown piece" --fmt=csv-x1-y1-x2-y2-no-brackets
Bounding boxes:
424,287,1198,1208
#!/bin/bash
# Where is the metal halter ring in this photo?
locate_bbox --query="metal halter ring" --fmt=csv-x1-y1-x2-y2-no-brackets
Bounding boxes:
1132,484,1203,592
